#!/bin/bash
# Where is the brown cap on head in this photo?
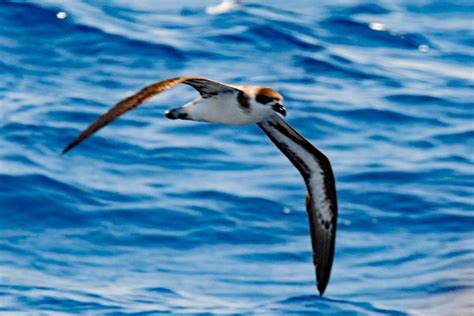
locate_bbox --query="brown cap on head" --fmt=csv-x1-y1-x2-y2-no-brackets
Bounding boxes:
256,87,283,101
255,87,283,105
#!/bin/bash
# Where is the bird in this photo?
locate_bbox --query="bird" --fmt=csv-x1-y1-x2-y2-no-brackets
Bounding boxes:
62,76,338,295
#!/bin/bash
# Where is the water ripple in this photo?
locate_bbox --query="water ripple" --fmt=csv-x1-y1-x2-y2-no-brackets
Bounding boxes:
1,0,472,314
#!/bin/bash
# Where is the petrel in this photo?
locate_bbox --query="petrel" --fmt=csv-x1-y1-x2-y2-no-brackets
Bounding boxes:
62,77,338,295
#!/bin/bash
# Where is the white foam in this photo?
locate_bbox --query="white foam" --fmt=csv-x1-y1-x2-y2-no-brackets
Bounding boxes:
206,0,240,15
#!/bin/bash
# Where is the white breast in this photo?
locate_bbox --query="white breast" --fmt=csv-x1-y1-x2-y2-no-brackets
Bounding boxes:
184,93,273,126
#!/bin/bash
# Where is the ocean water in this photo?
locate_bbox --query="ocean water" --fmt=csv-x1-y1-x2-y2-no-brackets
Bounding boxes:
1,0,473,314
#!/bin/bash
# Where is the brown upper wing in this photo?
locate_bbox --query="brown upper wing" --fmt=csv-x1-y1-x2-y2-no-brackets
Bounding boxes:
257,114,337,296
61,76,239,154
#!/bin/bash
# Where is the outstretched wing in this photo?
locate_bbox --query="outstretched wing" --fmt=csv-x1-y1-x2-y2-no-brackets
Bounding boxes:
62,76,240,154
257,114,337,296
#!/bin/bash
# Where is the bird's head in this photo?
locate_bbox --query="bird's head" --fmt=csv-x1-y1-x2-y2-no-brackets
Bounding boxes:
254,87,286,116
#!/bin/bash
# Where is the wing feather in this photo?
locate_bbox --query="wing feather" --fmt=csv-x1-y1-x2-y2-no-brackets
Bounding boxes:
183,78,240,96
257,114,337,295
61,76,239,154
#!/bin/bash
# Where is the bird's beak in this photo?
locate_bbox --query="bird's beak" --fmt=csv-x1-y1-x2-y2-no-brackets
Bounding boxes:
273,102,286,116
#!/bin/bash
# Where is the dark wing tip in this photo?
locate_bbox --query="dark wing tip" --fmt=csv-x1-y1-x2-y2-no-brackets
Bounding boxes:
61,140,77,155
305,189,336,297
317,279,325,296
316,260,330,296
61,146,71,155
315,221,336,296
60,123,101,155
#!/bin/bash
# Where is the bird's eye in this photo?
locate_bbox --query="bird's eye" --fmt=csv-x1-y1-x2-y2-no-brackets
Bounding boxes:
256,94,275,104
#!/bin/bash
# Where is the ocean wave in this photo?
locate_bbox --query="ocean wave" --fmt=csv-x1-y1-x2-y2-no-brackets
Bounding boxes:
320,17,431,49
1,0,472,314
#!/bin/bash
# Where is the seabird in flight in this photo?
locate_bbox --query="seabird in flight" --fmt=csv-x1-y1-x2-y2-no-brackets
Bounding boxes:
62,77,338,295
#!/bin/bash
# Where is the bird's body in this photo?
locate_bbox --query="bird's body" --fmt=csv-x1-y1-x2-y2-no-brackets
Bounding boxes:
173,88,269,125
62,76,337,296
166,83,284,125
180,95,250,125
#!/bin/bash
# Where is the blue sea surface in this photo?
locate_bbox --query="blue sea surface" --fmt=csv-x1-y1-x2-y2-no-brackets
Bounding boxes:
1,0,473,314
